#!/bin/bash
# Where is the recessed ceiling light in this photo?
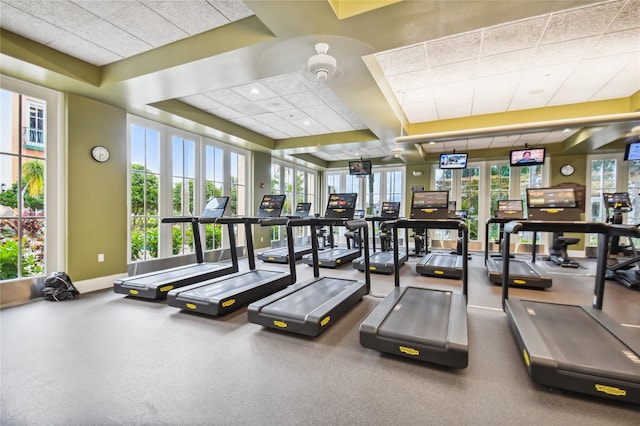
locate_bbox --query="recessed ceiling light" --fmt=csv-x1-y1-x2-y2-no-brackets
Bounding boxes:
304,120,311,126
529,89,544,95
249,88,260,96
563,128,572,132
429,141,436,145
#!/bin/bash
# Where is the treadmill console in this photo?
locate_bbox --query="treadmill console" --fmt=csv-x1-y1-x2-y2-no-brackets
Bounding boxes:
380,201,400,219
291,202,312,218
495,200,524,219
603,192,631,210
410,191,449,219
201,196,230,218
526,188,580,221
325,193,358,219
257,194,286,218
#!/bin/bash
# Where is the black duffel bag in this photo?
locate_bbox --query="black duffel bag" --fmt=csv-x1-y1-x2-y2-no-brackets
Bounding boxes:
43,272,79,301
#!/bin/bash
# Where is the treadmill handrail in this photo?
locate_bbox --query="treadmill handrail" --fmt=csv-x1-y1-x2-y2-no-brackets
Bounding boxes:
380,218,468,298
160,216,198,224
501,221,640,310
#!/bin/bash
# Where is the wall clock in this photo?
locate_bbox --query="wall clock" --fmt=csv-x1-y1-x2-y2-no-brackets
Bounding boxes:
91,145,110,163
560,164,575,176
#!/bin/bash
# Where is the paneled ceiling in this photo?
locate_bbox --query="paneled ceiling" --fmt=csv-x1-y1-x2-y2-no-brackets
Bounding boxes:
1,0,639,167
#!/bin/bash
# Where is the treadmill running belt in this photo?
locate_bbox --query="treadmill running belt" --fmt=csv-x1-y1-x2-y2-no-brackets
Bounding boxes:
424,254,458,267
124,263,230,286
494,258,539,275
176,270,284,302
261,277,357,321
521,301,640,379
378,288,451,348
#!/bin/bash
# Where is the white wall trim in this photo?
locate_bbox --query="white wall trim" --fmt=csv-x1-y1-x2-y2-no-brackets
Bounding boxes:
75,273,127,294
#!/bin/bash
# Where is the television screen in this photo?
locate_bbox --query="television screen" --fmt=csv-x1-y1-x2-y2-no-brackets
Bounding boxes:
510,147,545,166
439,153,468,169
497,200,523,212
411,191,449,209
526,187,576,208
349,160,372,175
624,140,640,160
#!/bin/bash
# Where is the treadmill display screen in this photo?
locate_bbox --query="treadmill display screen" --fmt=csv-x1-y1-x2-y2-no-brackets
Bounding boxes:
294,202,311,216
257,194,286,217
381,201,400,218
411,191,449,209
603,192,631,208
201,196,230,218
526,188,576,208
497,200,523,212
325,193,358,219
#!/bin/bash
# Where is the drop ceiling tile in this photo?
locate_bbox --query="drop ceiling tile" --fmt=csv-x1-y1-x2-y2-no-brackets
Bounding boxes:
231,116,277,137
254,97,295,113
518,132,550,145
73,1,135,19
181,94,223,110
0,4,68,45
48,34,122,66
263,74,310,96
320,116,354,133
386,69,432,93
509,63,576,110
476,50,531,77
403,87,437,123
231,102,269,116
292,118,329,134
426,31,481,67
77,18,152,58
211,0,254,21
587,29,640,58
4,0,97,33
592,55,640,99
106,1,187,47
467,137,494,150
282,92,325,109
531,38,596,67
253,113,309,137
210,106,245,120
433,81,475,120
144,1,229,35
606,0,640,33
472,73,521,115
540,1,622,45
305,104,340,119
231,82,278,101
429,60,478,86
276,109,310,122
375,44,428,77
490,135,521,148
481,16,547,57
204,88,250,106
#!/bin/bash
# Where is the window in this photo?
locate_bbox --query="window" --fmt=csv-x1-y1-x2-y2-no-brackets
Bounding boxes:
1,79,62,283
587,157,619,246
130,125,160,261
461,167,479,241
171,135,196,255
128,116,250,263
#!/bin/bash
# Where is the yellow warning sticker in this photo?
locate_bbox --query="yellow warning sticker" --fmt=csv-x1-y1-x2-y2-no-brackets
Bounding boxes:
159,285,173,293
222,299,235,307
129,289,139,295
274,321,287,328
399,346,419,356
595,384,626,397
186,303,197,310
321,316,331,326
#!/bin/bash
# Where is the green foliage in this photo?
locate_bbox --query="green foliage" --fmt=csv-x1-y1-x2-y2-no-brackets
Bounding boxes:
205,224,223,250
0,239,18,280
0,183,43,210
130,164,158,216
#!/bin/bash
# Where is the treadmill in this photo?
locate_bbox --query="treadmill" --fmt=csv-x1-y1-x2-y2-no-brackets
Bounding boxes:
501,220,640,404
353,201,408,274
113,197,238,299
302,193,362,268
248,217,371,336
166,195,293,316
603,192,640,288
485,200,552,289
257,202,313,263
360,218,469,368
411,191,464,279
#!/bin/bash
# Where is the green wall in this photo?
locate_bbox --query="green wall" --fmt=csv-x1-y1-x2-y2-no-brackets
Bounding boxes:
252,150,272,249
67,94,128,280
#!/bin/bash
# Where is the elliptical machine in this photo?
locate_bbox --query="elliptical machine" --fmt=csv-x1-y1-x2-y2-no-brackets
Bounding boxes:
604,192,640,288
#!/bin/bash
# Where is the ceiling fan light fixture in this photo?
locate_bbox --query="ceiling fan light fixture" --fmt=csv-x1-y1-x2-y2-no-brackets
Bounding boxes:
308,43,337,81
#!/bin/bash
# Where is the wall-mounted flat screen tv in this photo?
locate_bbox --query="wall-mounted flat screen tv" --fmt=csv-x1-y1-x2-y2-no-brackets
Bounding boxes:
510,147,545,166
624,140,640,160
349,160,372,175
439,153,468,169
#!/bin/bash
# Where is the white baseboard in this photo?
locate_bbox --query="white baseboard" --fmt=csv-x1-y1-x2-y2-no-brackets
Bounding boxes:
75,273,127,294
567,250,585,259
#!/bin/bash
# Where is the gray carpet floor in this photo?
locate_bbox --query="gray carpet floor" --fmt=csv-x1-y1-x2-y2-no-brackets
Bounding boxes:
2,252,639,425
